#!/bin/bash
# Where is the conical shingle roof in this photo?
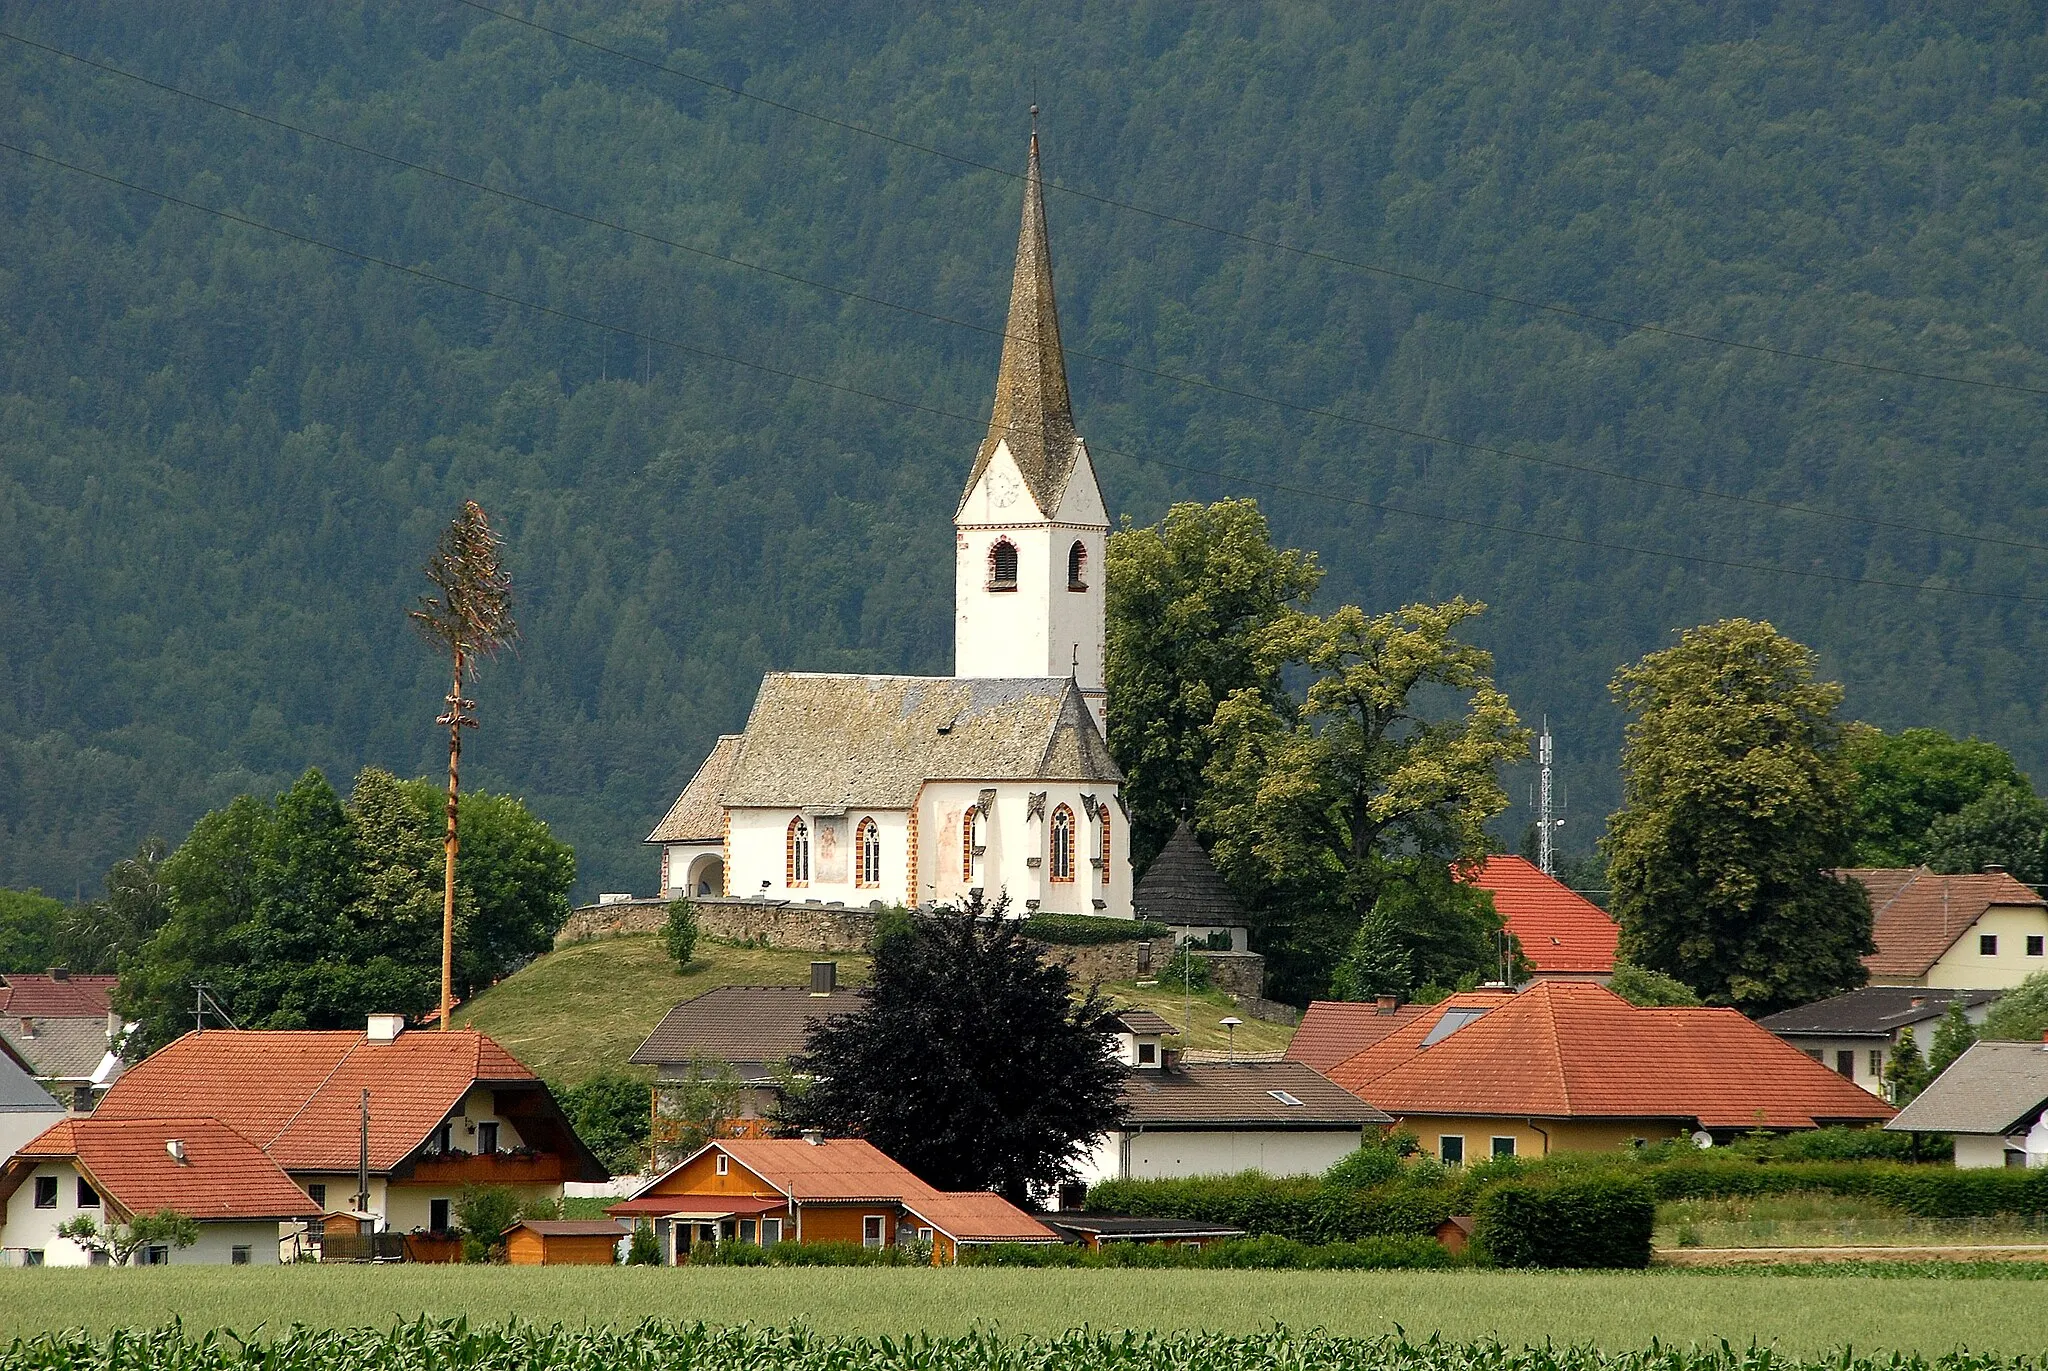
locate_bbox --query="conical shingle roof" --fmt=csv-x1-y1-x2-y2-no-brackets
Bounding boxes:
1134,822,1246,926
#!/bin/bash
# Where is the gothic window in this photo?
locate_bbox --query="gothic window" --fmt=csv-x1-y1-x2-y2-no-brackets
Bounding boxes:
786,816,810,887
1099,805,1112,884
988,538,1019,591
856,817,881,888
961,808,977,881
1050,805,1075,882
1067,540,1088,590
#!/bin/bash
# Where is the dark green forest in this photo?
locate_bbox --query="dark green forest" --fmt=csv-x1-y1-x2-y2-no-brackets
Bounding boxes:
6,0,2048,902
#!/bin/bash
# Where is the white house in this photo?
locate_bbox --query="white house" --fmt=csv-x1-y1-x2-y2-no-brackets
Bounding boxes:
649,133,1133,920
1887,1039,2048,1168
1845,867,2048,989
0,1040,63,1167
1758,986,2002,1097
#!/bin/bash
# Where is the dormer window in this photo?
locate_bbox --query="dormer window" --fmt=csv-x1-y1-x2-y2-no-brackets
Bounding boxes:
988,539,1019,591
1067,541,1088,590
1137,1041,1157,1066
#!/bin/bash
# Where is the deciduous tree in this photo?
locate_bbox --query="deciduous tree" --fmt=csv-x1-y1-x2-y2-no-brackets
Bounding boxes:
1845,727,2032,868
1927,1000,1979,1078
1606,963,1702,1007
1885,1027,1929,1104
1982,972,2048,1043
1605,620,1871,1016
1920,784,2048,884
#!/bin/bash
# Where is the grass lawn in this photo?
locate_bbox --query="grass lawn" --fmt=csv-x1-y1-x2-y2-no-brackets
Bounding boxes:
454,937,869,1085
1658,1194,2048,1249
1,1267,2045,1352
1104,980,1297,1055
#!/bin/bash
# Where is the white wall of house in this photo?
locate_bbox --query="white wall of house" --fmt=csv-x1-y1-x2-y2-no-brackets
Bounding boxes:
1078,1128,1365,1187
916,781,1131,918
1786,1039,1893,1096
661,843,725,899
2,1159,101,1265
0,1107,63,1167
1921,906,2048,988
1953,1133,2014,1169
726,808,913,907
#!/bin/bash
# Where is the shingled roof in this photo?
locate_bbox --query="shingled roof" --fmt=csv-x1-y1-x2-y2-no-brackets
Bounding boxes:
1886,1040,2048,1136
715,673,1119,810
2,1116,319,1222
647,734,741,843
0,973,118,1016
957,132,1082,521
1841,867,2047,977
1134,823,1246,926
1285,1000,1432,1071
1759,986,2003,1040
630,986,863,1070
1120,1061,1393,1129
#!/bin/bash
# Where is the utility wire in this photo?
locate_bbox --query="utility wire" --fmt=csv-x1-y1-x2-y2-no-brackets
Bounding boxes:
453,0,2048,402
10,27,2045,557
5,137,2040,607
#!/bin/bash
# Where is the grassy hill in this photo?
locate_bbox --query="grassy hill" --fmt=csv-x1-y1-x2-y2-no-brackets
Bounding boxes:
453,935,869,1086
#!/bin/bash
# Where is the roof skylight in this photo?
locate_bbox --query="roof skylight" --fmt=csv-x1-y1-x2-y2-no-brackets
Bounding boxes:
1267,1089,1304,1106
1420,1007,1490,1047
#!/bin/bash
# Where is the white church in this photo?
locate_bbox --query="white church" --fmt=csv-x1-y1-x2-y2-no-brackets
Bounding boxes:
647,133,1135,921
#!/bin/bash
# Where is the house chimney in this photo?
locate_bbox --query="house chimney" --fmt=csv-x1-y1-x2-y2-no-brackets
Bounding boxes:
1376,994,1399,1015
165,1139,188,1165
810,961,837,995
17,1017,32,1038
1983,864,2007,875
801,1129,825,1146
47,967,67,981
365,1013,405,1044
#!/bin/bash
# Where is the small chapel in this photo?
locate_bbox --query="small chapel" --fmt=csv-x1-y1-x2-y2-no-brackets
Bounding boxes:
647,133,1135,921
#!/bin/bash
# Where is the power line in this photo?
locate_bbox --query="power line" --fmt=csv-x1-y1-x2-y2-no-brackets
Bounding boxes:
6,137,2040,607
452,0,2048,403
10,29,2045,558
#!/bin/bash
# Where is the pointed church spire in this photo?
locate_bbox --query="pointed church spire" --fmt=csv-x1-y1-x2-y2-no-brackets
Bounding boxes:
959,128,1080,517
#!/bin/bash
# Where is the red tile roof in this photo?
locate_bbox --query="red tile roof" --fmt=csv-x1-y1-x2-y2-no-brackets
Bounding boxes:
94,1029,540,1172
1286,1001,1432,1071
1841,867,2048,977
1325,981,1894,1130
903,1190,1060,1243
7,1116,319,1221
1462,856,1618,974
0,974,118,1017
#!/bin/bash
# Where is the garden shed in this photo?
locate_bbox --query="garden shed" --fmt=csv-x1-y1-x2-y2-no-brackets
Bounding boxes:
503,1218,625,1265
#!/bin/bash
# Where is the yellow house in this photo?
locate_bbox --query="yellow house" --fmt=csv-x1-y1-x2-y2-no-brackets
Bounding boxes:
1844,868,2048,989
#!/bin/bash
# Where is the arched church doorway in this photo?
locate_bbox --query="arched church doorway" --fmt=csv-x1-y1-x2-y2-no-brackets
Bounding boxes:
687,854,725,898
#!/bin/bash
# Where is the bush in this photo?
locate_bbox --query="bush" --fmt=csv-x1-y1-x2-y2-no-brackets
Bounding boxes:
1723,1126,1935,1163
1158,944,1212,990
958,1234,1453,1269
454,1183,519,1263
625,1221,661,1265
1019,913,1171,945
1085,1172,1454,1243
1474,1175,1655,1269
664,899,699,969
557,1070,654,1175
692,1239,924,1266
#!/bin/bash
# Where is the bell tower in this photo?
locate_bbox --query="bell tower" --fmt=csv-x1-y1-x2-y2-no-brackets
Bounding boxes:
954,130,1109,732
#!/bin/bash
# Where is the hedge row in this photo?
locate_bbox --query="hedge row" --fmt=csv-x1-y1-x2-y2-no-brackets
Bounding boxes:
1020,913,1172,945
1474,1177,1655,1269
1629,1160,2048,1215
691,1240,925,1266
959,1234,1455,1269
1084,1174,1459,1244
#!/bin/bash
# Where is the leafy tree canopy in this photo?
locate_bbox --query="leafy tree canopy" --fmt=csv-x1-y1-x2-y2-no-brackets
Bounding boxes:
1330,861,1517,1002
779,896,1126,1202
1605,620,1872,1016
1982,972,2048,1045
1845,728,2034,869
1926,1000,1980,1079
1919,784,2048,885
557,1071,653,1177
1606,963,1702,1008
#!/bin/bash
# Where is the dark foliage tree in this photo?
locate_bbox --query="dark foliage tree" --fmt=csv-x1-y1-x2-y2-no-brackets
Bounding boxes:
1605,963,1702,1007
1845,728,2033,869
557,1071,655,1175
1885,1026,1929,1105
1919,784,2048,885
1329,861,1515,1001
780,896,1127,1202
1606,620,1872,1016
1982,972,2048,1044
57,837,172,973
0,889,67,972
1927,1000,1980,1078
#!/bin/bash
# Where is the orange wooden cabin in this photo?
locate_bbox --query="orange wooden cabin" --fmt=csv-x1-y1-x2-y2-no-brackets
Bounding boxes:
502,1218,627,1265
607,1136,1060,1265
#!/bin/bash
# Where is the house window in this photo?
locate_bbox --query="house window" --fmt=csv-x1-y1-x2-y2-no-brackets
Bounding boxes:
309,1183,326,1209
1099,806,1112,885
1981,934,1999,956
75,1179,97,1208
21,1251,42,1267
856,817,881,888
739,1219,757,1245
230,1245,252,1265
762,1218,783,1246
478,1122,499,1156
137,1245,169,1266
787,817,811,886
1438,1136,1465,1166
1804,1049,1823,1062
917,1227,933,1245
988,539,1019,590
2030,935,2045,956
1869,1049,1885,1077
1835,1050,1855,1078
715,1153,729,1176
1138,1042,1157,1065
1491,1136,1516,1159
32,1177,56,1209
430,1198,451,1233
863,1215,886,1247
1067,540,1088,590
1050,806,1075,882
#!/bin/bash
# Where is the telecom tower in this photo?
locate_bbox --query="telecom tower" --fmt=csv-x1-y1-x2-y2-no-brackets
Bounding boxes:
1537,721,1559,876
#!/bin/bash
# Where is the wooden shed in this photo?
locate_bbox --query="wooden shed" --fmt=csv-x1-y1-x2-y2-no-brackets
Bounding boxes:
503,1218,626,1265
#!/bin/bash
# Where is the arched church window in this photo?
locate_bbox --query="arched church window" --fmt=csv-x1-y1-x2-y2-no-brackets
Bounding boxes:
1067,540,1088,590
1099,806,1112,885
988,539,1019,591
961,809,978,881
786,817,810,887
856,817,881,889
1050,805,1075,883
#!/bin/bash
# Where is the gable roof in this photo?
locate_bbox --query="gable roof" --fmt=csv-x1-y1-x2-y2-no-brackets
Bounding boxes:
93,1028,601,1177
901,1190,1060,1243
1842,867,2048,977
1098,1008,1178,1036
1886,1040,2048,1136
1758,986,2003,1040
629,986,864,1068
1285,1000,1432,1072
1121,1061,1393,1129
957,133,1082,521
0,1016,118,1083
0,974,118,1017
647,734,743,844
0,1039,62,1114
1134,823,1246,926
1325,982,1894,1130
717,673,1120,810
3,1116,319,1222
1461,856,1618,975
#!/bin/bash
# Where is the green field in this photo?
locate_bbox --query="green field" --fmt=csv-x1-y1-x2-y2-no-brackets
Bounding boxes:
1,1268,2046,1354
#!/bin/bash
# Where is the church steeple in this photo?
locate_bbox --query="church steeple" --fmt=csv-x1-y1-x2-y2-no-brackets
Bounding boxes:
958,130,1080,519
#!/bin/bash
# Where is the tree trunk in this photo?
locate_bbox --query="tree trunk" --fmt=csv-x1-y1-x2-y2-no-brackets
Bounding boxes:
440,650,463,1030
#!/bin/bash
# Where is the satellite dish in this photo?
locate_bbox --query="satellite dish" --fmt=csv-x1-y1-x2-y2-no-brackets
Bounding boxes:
1691,1131,1714,1150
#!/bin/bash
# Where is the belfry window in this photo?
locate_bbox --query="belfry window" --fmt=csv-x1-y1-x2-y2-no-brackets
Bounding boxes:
786,817,810,886
988,539,1019,591
1050,805,1075,882
856,817,881,889
1067,541,1088,590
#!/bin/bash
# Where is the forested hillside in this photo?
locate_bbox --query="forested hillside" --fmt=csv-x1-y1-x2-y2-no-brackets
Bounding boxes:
6,0,2048,900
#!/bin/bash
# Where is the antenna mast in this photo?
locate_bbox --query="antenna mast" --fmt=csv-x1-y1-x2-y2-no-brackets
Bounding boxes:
1537,720,1558,876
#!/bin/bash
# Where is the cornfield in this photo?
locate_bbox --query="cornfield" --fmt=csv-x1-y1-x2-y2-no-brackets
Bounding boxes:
2,1322,2043,1371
